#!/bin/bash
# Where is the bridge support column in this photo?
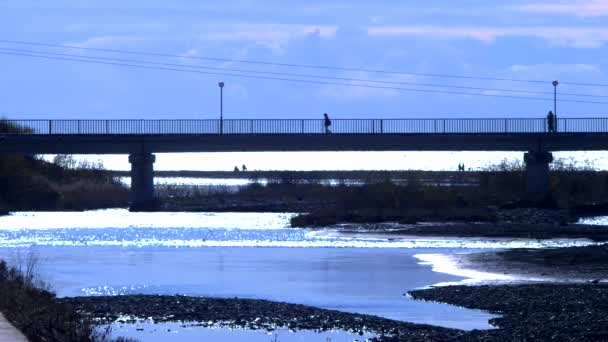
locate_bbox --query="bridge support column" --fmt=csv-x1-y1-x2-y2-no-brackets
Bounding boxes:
524,151,553,198
128,153,157,211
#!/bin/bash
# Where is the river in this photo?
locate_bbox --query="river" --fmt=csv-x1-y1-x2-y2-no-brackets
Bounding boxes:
0,210,596,342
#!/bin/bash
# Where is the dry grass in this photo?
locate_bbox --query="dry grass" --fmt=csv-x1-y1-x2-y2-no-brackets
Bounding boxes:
0,253,139,342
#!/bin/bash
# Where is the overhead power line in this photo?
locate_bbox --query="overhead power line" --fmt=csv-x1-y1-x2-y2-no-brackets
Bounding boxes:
1,38,596,86
1,47,604,99
1,50,607,105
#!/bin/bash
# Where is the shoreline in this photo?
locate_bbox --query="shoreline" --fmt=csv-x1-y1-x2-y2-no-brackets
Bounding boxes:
3,209,608,340
61,295,466,341
321,217,608,241
456,244,608,283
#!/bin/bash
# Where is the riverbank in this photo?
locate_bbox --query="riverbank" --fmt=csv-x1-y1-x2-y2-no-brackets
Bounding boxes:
61,295,464,341
0,258,138,342
406,283,608,341
0,154,128,213
456,244,608,282
3,208,607,341
59,283,608,342
317,219,608,242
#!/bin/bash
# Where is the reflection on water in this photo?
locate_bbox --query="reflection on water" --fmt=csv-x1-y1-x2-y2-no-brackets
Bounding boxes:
0,245,499,330
0,210,292,230
578,216,608,226
105,322,377,342
118,177,258,187
117,176,362,189
0,210,598,341
0,210,597,249
413,253,560,286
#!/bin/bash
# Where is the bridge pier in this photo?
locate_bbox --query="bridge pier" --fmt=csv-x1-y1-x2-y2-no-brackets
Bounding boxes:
524,151,553,198
128,153,157,211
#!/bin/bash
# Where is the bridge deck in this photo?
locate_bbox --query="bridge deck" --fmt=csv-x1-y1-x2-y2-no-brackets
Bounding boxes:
2,118,608,135
1,118,608,153
1,133,608,153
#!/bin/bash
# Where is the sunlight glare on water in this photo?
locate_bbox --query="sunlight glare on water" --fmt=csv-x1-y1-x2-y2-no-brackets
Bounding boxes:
42,151,608,171
578,216,608,226
0,210,292,230
0,210,597,334
0,210,598,249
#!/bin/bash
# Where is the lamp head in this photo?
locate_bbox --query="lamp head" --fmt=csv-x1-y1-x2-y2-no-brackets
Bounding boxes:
218,82,225,88
552,80,559,87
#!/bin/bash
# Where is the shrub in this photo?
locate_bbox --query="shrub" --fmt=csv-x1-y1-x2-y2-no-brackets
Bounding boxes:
0,119,33,134
0,255,139,342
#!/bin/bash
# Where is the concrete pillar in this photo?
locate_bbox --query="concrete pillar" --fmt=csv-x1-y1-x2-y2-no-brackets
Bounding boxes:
524,151,553,198
128,153,157,211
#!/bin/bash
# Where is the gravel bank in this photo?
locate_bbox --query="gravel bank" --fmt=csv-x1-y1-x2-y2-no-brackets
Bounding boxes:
60,295,468,341
61,284,608,342
460,244,608,281
333,221,608,241
406,284,608,342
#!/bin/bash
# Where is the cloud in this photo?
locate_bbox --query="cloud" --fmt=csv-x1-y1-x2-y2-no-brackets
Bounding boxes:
68,35,149,49
366,25,608,48
509,63,601,75
514,0,608,17
317,71,423,101
204,24,337,55
507,63,607,96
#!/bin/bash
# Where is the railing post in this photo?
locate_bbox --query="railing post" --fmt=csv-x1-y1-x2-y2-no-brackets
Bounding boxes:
380,119,383,134
442,119,446,133
78,120,81,134
106,120,109,134
48,120,52,135
301,119,304,134
504,118,508,133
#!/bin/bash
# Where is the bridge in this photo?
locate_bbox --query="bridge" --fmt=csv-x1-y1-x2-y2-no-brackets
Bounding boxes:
2,118,608,210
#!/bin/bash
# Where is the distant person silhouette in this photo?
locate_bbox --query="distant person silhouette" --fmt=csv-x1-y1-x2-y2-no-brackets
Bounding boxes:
547,111,555,133
233,166,239,172
323,113,332,134
242,164,247,172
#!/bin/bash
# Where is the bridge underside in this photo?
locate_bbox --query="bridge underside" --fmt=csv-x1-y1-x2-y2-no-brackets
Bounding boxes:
2,133,607,210
2,133,608,154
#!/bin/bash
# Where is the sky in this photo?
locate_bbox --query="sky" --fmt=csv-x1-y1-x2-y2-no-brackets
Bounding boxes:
0,0,607,119
2,1,608,170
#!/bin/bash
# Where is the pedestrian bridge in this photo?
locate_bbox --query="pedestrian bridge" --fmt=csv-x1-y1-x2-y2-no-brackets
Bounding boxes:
2,118,608,210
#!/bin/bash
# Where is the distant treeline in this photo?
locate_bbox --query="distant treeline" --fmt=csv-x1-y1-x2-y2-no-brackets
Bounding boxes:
0,120,129,213
111,169,608,184
111,170,480,179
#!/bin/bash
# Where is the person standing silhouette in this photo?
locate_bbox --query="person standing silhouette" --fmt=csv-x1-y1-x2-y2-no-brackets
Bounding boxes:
323,113,332,133
547,111,555,133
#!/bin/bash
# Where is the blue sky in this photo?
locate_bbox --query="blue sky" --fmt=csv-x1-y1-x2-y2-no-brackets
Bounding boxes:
1,0,607,120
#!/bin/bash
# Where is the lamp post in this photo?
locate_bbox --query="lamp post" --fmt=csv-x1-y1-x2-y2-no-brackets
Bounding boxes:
218,82,224,134
552,80,558,132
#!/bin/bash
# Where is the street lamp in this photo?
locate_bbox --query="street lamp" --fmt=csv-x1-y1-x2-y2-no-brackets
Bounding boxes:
552,80,558,131
218,82,224,134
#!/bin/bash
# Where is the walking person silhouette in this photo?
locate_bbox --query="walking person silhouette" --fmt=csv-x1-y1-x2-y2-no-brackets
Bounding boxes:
547,111,555,133
323,113,332,134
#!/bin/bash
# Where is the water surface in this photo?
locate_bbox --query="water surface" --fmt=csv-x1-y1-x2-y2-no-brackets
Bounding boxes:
0,210,596,341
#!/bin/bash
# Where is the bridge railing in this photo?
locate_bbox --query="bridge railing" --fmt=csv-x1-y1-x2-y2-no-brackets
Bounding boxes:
1,118,608,135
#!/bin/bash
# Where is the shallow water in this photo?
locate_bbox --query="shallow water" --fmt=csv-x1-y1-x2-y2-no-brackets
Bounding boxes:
105,322,377,342
0,210,596,341
578,216,608,226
